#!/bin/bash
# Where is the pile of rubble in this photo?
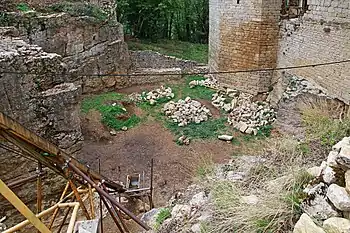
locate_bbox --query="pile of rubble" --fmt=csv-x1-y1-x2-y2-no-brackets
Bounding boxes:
188,77,218,89
163,97,212,127
294,137,350,233
283,75,329,100
212,89,276,135
128,86,175,105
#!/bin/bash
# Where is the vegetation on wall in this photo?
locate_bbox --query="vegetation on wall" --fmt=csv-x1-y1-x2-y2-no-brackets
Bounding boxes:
116,0,209,43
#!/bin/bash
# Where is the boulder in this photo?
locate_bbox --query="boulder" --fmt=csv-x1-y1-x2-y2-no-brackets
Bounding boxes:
327,151,339,167
336,146,350,169
140,208,161,228
307,166,322,178
327,184,350,211
293,213,326,233
333,137,350,152
191,223,201,233
171,204,191,219
322,166,337,184
218,135,233,141
189,192,207,207
323,217,350,233
301,194,339,220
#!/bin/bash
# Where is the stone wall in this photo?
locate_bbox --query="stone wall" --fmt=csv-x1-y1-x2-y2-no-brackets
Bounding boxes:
275,1,350,104
209,0,281,94
0,33,82,226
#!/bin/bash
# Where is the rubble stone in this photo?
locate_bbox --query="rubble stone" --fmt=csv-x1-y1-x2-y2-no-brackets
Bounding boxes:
293,213,326,233
327,184,350,211
323,217,350,233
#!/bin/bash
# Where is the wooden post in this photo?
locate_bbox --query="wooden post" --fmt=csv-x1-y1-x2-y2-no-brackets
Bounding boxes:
36,163,43,215
48,181,70,229
149,158,154,209
99,159,104,233
0,179,51,233
66,203,80,233
88,184,95,219
69,179,91,220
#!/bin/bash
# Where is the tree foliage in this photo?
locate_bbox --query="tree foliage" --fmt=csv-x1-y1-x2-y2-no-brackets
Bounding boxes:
116,0,209,43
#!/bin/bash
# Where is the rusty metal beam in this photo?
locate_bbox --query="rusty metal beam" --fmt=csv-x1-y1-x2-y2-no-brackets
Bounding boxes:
48,181,70,229
68,162,150,231
100,195,124,233
69,179,91,220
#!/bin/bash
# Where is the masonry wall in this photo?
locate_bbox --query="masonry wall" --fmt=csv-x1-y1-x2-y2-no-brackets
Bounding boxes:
276,0,350,104
209,0,281,94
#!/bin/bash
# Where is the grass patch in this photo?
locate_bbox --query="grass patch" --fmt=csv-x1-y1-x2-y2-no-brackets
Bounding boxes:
16,3,31,12
81,92,141,130
48,1,107,21
203,136,316,232
127,39,208,63
155,208,171,229
164,117,228,140
300,97,350,148
180,76,216,101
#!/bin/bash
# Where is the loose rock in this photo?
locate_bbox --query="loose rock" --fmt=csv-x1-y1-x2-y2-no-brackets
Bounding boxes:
323,217,350,233
327,184,350,211
293,213,326,233
218,135,233,141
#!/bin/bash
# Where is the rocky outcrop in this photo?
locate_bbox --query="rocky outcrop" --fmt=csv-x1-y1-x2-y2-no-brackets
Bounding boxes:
0,35,81,227
294,137,350,232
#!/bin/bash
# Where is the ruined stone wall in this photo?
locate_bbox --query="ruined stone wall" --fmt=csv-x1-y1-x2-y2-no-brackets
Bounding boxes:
209,0,281,94
0,32,82,226
275,1,350,104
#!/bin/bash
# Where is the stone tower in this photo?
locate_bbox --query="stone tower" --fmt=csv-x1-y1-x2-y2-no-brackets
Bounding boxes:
209,0,281,94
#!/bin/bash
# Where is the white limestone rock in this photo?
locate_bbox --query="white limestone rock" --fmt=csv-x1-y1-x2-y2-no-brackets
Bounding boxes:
302,194,339,220
307,166,322,178
171,204,191,219
327,151,339,167
293,213,326,233
323,217,350,233
345,170,350,192
189,192,207,207
218,135,233,141
322,166,337,184
333,137,350,152
327,184,350,211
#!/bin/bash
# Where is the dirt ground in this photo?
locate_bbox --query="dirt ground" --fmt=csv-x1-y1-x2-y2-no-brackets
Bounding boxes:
77,85,236,232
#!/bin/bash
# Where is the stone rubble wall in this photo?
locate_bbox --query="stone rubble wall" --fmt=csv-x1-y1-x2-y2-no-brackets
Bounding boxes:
275,13,350,104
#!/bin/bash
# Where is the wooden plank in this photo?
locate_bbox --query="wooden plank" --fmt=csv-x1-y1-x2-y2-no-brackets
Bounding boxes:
0,179,51,233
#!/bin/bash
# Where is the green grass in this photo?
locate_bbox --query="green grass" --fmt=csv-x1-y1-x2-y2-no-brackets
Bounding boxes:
164,118,229,140
127,39,208,63
155,208,171,228
48,1,107,21
81,92,141,131
16,3,31,12
196,154,215,179
81,92,125,114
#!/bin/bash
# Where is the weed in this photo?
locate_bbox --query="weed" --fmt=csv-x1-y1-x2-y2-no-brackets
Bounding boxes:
196,154,215,179
16,3,31,12
127,39,208,63
297,142,311,155
155,208,171,228
49,1,107,21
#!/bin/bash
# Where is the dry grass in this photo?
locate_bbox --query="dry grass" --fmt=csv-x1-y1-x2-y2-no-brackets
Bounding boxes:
203,136,314,233
299,96,350,148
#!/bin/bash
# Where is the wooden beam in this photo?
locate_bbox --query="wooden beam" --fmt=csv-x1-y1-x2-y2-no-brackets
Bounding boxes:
48,181,70,229
0,179,51,233
69,179,91,220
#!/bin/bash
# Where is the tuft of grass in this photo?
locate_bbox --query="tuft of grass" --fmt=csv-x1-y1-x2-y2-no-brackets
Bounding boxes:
155,208,171,228
196,154,215,179
16,3,31,12
48,1,107,21
300,98,350,148
127,39,208,63
164,117,228,140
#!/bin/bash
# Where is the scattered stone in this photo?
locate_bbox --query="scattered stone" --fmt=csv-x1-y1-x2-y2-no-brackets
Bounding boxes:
283,75,329,101
177,135,190,145
121,126,128,131
302,194,339,221
327,184,350,211
323,217,350,233
218,135,233,141
322,166,337,184
327,151,339,167
163,97,212,126
129,86,175,105
171,204,191,219
189,78,218,89
307,166,322,178
191,223,201,233
226,171,245,182
189,192,207,207
109,130,117,136
293,213,326,233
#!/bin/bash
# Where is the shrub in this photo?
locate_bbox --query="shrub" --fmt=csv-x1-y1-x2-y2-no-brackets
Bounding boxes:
155,208,171,228
16,3,31,12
